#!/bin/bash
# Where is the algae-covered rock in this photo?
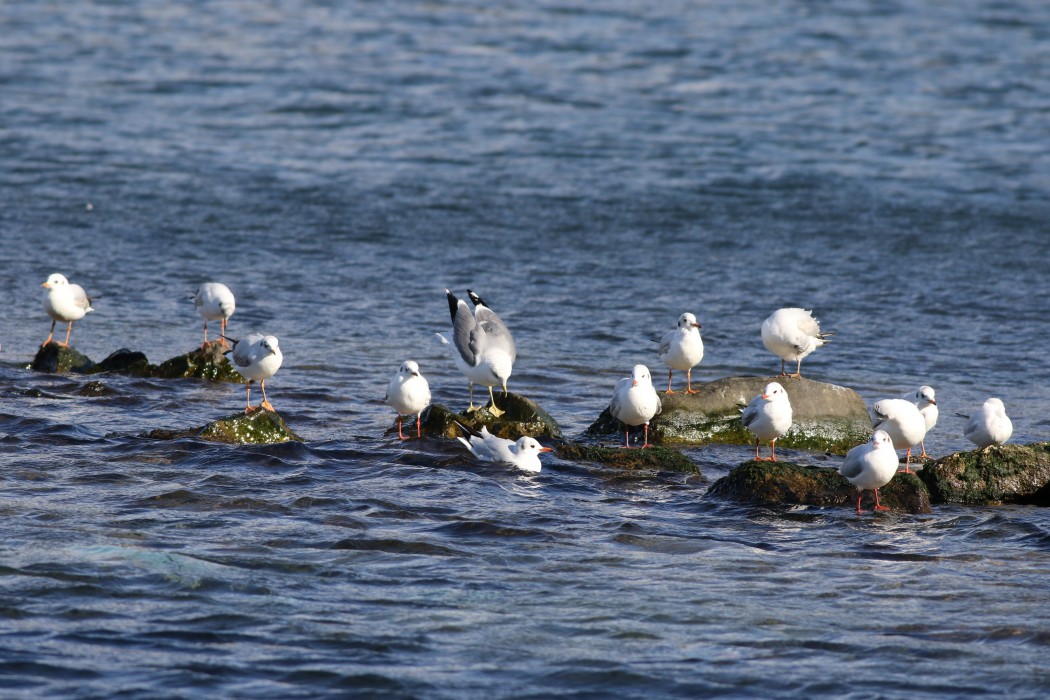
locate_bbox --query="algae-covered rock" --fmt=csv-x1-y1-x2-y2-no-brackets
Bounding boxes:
706,460,931,514
87,349,153,377
586,375,871,454
149,410,302,445
152,345,246,383
555,443,701,475
393,393,563,440
30,343,94,373
919,442,1050,505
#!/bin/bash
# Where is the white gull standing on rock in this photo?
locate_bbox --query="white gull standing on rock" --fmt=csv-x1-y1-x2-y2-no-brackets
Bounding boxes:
385,360,431,439
906,385,938,458
442,289,516,417
194,282,236,348
839,429,900,514
41,273,94,347
609,364,662,448
226,333,283,413
456,426,552,473
741,381,793,461
962,398,1013,450
761,307,832,378
868,398,927,474
658,312,704,394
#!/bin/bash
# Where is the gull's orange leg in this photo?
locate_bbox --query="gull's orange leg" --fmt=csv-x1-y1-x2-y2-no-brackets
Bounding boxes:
42,320,57,347
397,416,407,440
685,369,699,394
415,412,423,438
259,380,275,412
60,322,74,347
873,488,890,512
665,370,676,395
244,383,257,414
641,423,653,448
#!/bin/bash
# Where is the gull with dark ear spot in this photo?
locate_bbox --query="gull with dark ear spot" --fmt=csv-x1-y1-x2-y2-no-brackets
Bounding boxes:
609,364,662,448
906,385,938,458
456,424,552,473
194,282,236,349
741,382,793,461
658,312,704,394
41,273,95,347
225,333,283,413
385,360,431,439
761,307,832,378
443,288,517,417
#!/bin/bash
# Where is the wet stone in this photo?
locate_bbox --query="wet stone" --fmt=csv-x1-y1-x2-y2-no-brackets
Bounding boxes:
86,349,152,377
554,443,701,475
586,375,872,454
706,460,932,514
149,410,302,445
152,345,246,383
76,380,117,397
919,442,1050,506
392,392,562,441
30,343,94,374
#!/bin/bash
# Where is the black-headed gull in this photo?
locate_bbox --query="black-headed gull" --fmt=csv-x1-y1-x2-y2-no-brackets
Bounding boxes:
225,333,283,413
609,364,662,448
906,385,938,458
658,312,704,394
839,429,899,513
444,289,517,417
194,282,236,349
41,273,94,347
456,425,551,473
385,360,431,439
962,398,1013,450
761,307,832,378
868,398,926,473
741,381,793,461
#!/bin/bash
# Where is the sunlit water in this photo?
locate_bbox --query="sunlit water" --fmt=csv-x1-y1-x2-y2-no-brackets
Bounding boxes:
2,1,1049,697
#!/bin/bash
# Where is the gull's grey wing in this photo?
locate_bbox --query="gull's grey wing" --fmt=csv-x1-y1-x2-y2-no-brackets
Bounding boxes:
451,298,482,367
608,377,630,418
740,398,760,428
466,290,515,360
70,284,93,311
838,446,865,479
231,332,263,368
658,329,673,357
868,402,889,429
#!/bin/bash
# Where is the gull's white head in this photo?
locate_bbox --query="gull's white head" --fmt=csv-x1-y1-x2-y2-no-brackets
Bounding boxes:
984,397,1007,415
261,336,280,355
515,436,553,455
915,386,936,406
677,312,701,330
400,360,421,377
762,382,787,401
631,364,652,386
871,429,893,450
42,273,69,289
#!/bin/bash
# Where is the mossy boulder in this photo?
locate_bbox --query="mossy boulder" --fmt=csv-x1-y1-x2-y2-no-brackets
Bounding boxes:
586,375,871,454
30,342,94,373
919,442,1050,505
148,410,302,445
706,460,931,514
152,345,246,383
555,443,701,475
389,392,562,440
86,349,153,377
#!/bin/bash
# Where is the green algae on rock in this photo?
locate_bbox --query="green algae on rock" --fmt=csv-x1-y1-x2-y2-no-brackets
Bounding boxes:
706,460,932,514
586,375,871,454
149,410,302,445
919,442,1050,505
152,345,246,383
554,443,701,475
30,342,94,373
390,392,563,441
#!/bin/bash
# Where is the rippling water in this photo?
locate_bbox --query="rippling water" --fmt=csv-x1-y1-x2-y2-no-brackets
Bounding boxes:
2,1,1050,697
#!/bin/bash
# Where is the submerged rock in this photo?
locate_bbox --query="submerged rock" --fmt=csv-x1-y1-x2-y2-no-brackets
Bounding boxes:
149,410,302,445
706,460,931,514
919,442,1050,505
586,375,871,454
554,443,701,475
30,343,93,373
30,342,246,383
87,349,153,377
391,392,563,441
152,345,245,383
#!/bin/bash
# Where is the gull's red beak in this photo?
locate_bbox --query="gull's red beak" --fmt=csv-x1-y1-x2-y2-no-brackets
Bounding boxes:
761,394,770,400
540,447,553,453
632,380,639,387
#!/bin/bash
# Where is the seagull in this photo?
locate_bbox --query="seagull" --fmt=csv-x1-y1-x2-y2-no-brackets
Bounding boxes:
456,425,552,473
41,273,94,347
609,364,662,448
443,289,517,417
385,360,431,439
962,398,1013,450
194,282,236,349
658,312,704,394
741,381,793,461
868,398,927,474
760,307,832,378
225,333,283,413
839,429,900,514
906,385,938,458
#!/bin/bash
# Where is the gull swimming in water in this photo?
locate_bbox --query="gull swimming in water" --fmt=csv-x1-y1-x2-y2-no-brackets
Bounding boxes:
456,425,552,473
609,364,662,448
41,273,94,347
658,312,704,394
906,385,938,458
839,429,899,514
741,381,793,461
194,282,236,349
868,398,927,474
761,307,832,378
385,360,431,439
962,398,1013,450
225,333,283,413
443,288,517,417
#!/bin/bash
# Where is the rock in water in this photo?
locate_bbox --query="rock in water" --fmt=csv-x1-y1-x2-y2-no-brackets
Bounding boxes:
152,345,247,382
586,375,871,454
30,343,94,373
919,442,1050,505
87,349,152,377
390,392,562,440
706,460,931,514
554,443,701,475
149,410,302,444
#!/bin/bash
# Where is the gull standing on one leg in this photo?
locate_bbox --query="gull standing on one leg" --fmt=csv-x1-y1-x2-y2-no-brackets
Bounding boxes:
761,307,832,378
226,334,283,413
741,381,793,461
194,282,236,349
658,312,704,394
385,360,431,439
444,289,517,417
41,273,94,347
609,364,662,448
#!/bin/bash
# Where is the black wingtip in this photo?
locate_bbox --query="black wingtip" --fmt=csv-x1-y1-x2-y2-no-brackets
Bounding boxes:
466,289,488,308
445,289,458,322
